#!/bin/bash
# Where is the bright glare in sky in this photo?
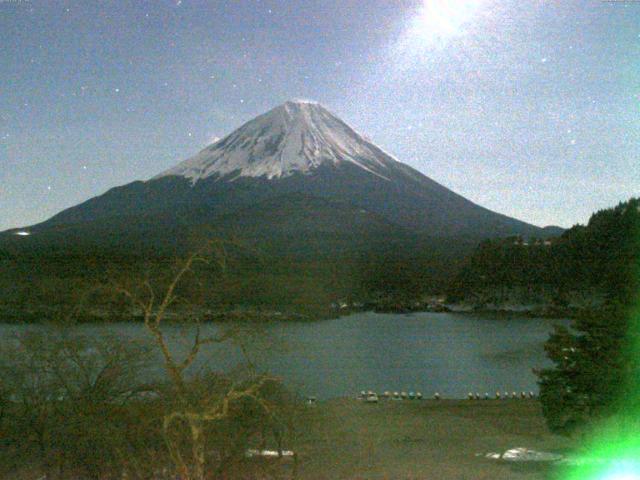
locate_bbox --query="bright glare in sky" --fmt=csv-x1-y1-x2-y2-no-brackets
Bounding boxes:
392,0,485,69
412,0,484,41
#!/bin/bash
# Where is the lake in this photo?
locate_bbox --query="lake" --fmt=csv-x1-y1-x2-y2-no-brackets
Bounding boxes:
0,312,568,399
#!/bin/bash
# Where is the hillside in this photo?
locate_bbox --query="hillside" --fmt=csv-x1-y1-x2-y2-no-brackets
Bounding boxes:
0,192,477,321
447,198,640,313
0,100,560,320
6,101,552,240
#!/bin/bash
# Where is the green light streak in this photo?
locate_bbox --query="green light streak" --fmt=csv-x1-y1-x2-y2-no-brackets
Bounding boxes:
556,210,640,480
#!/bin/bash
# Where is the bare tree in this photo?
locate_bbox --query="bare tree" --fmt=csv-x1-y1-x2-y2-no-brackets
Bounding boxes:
0,329,154,480
114,239,286,480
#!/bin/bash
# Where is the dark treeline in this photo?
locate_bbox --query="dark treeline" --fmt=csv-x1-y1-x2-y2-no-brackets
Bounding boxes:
0,229,474,321
2,198,638,320
447,197,640,310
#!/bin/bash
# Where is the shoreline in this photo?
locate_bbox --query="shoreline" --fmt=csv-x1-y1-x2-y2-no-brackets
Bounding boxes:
0,310,567,324
0,302,582,324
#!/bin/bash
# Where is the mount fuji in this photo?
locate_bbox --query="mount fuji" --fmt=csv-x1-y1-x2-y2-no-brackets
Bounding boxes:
0,100,566,315
155,99,393,182
7,100,554,245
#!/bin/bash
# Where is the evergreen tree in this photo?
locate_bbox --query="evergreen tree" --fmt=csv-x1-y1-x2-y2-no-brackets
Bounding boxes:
537,307,631,434
537,198,640,434
448,197,640,306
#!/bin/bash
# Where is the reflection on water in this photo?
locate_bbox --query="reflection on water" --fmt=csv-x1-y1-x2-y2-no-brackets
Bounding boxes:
0,312,569,399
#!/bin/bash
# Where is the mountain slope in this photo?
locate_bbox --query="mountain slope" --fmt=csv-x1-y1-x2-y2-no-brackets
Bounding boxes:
7,100,551,241
0,100,564,317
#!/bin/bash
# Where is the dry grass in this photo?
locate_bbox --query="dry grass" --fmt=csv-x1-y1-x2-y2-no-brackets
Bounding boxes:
290,399,574,480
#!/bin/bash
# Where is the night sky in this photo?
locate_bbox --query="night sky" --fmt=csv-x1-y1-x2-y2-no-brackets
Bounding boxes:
1,0,638,231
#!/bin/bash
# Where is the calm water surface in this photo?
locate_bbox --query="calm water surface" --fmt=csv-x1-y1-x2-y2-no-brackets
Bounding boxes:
0,312,568,399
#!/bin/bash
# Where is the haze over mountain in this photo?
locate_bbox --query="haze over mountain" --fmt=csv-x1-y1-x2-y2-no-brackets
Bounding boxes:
4,100,559,245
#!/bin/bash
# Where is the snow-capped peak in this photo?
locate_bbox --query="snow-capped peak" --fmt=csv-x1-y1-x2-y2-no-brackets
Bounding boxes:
154,100,399,182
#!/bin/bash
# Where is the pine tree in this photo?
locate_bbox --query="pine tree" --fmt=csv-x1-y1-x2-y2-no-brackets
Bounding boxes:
537,306,630,434
537,198,640,435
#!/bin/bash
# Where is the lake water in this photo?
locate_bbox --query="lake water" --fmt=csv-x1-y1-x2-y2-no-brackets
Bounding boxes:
0,312,568,399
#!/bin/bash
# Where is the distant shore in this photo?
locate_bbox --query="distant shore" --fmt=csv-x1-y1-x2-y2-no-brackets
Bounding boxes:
0,300,584,324
371,300,583,319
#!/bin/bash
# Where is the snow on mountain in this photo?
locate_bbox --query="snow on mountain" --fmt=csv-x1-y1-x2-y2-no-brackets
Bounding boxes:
6,99,551,242
155,100,398,182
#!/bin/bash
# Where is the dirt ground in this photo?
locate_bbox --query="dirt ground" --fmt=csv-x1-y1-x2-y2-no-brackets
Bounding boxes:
289,398,574,480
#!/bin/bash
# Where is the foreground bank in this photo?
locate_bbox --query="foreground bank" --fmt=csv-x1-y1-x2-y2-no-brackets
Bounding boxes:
286,398,573,479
